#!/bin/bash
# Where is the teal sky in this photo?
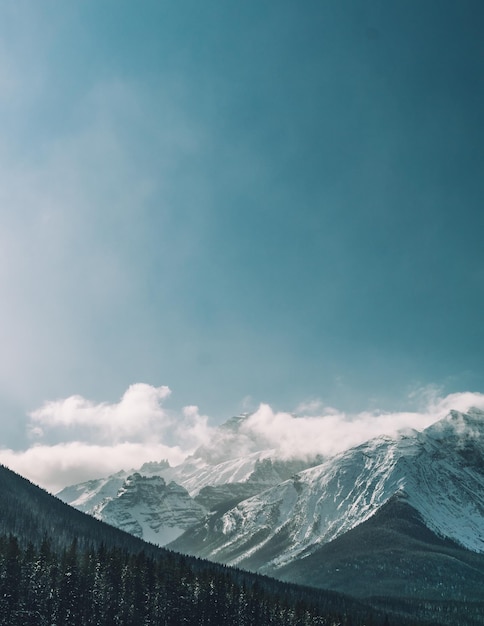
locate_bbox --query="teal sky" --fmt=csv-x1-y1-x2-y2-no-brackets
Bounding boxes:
1,0,484,451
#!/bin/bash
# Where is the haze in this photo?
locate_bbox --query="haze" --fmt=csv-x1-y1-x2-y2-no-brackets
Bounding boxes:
0,1,483,490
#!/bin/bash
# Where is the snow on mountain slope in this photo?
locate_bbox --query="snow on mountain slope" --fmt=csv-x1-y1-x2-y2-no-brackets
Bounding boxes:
56,449,284,510
57,414,316,520
92,473,207,545
171,432,416,568
56,413,319,548
171,408,484,572
406,408,484,551
276,495,484,601
57,451,314,542
58,408,484,567
162,450,277,494
57,471,131,512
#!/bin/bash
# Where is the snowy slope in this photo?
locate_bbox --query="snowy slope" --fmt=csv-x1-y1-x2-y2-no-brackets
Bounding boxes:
57,413,315,512
56,448,287,510
58,408,484,567
57,415,315,543
57,453,312,544
171,408,484,572
92,473,207,545
57,471,131,512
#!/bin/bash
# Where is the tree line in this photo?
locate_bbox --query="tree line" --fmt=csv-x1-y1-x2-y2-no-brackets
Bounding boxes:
0,533,382,626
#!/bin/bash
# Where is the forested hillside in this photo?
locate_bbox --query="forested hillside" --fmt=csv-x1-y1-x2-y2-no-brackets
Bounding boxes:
0,534,393,626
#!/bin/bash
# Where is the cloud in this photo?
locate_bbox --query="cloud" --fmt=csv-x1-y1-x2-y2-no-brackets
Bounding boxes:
178,405,214,450
30,384,172,441
240,389,484,460
420,389,484,418
1,384,484,494
0,441,186,495
0,384,216,493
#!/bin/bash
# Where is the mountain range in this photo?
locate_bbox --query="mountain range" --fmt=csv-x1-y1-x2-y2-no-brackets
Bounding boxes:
2,463,389,626
58,407,484,611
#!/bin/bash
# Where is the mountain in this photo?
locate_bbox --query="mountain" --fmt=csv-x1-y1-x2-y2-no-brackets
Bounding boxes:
275,495,484,624
0,463,412,626
0,462,161,555
92,473,207,545
56,407,484,620
277,495,484,601
171,408,484,601
58,414,318,545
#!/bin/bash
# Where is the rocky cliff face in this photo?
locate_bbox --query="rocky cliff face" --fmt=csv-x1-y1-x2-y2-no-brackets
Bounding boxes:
92,473,207,545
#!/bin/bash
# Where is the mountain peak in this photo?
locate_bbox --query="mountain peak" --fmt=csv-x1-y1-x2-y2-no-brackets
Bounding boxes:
219,413,251,432
424,408,484,442
139,459,171,473
92,473,207,546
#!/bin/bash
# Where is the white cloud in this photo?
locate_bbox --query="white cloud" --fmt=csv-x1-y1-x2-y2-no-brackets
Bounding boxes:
421,389,484,417
0,384,214,493
178,405,214,450
0,441,186,495
30,384,172,441
241,390,484,461
1,384,484,494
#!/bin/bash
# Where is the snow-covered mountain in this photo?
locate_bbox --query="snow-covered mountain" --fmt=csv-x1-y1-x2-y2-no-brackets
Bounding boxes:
57,414,316,545
91,473,207,545
171,408,484,574
54,407,484,606
58,408,484,576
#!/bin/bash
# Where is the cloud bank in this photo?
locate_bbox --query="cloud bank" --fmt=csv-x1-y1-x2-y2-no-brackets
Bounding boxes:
0,441,187,496
29,384,172,441
1,384,484,493
240,389,484,461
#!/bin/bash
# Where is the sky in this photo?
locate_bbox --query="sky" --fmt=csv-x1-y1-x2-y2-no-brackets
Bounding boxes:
0,1,483,491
